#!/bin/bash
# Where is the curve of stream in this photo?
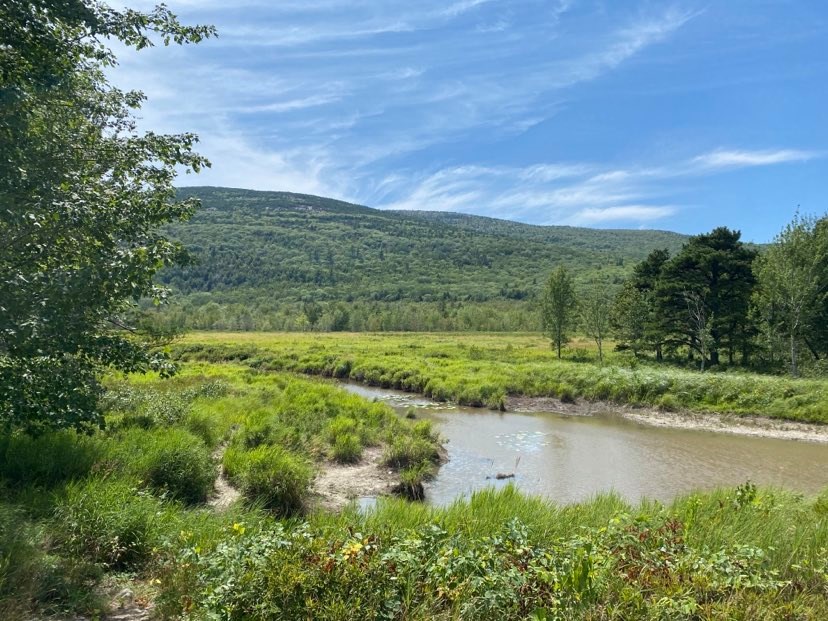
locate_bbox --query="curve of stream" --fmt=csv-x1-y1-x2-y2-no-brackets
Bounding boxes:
341,382,828,506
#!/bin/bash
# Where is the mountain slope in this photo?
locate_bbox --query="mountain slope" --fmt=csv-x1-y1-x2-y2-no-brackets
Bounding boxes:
164,187,687,305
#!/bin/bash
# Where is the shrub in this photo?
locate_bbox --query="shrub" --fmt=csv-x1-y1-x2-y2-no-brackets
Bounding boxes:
223,446,312,515
54,478,167,569
108,429,216,504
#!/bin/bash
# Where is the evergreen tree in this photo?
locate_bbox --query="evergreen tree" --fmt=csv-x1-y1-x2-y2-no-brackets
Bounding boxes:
630,248,671,360
611,281,649,356
656,228,757,366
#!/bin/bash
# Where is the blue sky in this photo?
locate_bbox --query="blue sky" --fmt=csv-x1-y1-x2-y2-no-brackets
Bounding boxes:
113,1,827,241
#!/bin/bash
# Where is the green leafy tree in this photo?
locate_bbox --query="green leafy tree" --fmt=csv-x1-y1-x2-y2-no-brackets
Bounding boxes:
753,214,828,376
302,301,323,331
807,218,828,360
540,267,578,359
0,1,214,432
683,291,714,371
611,281,649,356
581,284,612,363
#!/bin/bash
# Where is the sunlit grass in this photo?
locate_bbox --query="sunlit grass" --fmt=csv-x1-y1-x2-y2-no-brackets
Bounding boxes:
174,331,828,423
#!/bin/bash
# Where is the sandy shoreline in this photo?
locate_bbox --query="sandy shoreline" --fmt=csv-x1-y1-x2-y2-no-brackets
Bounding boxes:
505,395,828,443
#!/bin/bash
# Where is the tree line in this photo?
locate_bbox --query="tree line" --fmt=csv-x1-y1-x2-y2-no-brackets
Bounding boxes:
541,217,828,376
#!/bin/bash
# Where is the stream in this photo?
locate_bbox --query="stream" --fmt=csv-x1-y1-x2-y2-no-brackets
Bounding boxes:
341,382,828,506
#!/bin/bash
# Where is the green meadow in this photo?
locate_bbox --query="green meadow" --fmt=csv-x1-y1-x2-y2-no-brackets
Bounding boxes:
173,331,828,423
3,336,828,619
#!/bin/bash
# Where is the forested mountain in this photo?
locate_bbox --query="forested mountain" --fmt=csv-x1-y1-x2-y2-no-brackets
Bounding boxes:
163,187,686,306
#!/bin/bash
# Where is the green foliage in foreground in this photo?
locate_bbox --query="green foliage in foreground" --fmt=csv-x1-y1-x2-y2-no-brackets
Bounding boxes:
175,332,828,423
0,364,439,617
164,485,828,620
0,362,827,619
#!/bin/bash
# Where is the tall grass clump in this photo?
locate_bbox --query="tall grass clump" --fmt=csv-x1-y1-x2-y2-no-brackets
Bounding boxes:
54,478,169,569
0,504,44,617
105,428,216,504
326,415,363,462
383,434,441,469
0,430,104,489
1,502,105,620
223,445,312,515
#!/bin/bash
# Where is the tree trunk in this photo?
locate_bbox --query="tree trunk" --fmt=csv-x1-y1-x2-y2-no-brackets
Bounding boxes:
790,333,798,377
804,337,821,361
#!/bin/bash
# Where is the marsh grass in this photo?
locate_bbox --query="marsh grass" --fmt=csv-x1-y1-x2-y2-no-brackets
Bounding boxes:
174,332,828,423
3,359,828,619
223,444,312,515
104,428,216,504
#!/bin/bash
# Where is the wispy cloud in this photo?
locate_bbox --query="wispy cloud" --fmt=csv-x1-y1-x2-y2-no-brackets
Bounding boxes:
107,1,825,234
377,145,822,226
567,205,678,224
693,148,818,169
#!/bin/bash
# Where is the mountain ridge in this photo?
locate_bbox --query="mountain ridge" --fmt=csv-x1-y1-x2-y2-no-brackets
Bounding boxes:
154,187,688,330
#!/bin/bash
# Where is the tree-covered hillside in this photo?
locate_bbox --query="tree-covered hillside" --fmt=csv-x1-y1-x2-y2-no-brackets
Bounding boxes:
163,187,686,306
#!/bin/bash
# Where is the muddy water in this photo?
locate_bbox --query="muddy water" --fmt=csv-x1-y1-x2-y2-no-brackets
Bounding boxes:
342,383,828,505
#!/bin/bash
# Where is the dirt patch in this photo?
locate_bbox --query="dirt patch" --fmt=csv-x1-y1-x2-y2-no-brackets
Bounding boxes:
208,444,242,510
310,446,400,512
505,395,828,443
105,588,154,621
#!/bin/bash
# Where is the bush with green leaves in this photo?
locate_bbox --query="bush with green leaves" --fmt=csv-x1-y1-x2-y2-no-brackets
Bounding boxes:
162,492,816,621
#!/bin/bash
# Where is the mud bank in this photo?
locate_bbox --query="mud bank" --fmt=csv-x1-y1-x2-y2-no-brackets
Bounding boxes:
310,446,401,511
505,395,828,444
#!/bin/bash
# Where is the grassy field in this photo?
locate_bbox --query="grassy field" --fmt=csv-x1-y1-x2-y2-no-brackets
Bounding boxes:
173,332,828,424
0,364,439,619
2,360,828,619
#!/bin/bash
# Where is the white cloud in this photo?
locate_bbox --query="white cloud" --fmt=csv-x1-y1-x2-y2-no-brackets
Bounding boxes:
103,1,822,230
376,143,820,226
567,205,677,224
239,93,344,114
693,148,818,169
